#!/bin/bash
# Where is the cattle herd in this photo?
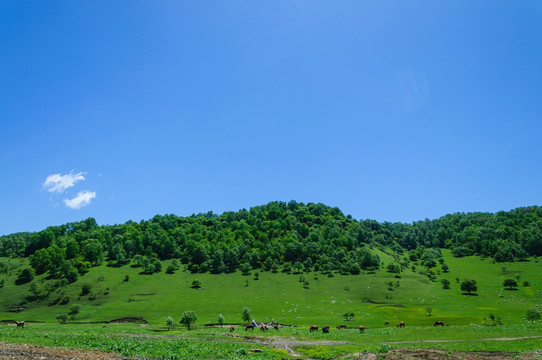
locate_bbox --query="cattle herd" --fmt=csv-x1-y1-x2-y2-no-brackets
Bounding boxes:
11,319,446,332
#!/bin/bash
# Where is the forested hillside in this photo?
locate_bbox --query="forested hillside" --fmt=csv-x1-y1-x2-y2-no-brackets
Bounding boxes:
1,202,541,284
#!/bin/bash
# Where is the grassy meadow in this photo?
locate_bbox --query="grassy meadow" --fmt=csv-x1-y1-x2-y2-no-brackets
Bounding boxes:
1,250,541,358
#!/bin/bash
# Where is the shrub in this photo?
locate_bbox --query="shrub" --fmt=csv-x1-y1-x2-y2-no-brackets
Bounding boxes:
16,267,35,285
191,280,202,289
526,309,541,324
80,284,92,296
218,314,225,327
242,307,251,323
68,304,81,315
56,314,68,323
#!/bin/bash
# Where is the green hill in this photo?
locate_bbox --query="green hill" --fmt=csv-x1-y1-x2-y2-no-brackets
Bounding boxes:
1,201,541,326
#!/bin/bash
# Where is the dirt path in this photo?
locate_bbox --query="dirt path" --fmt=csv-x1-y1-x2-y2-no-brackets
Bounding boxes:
387,335,542,345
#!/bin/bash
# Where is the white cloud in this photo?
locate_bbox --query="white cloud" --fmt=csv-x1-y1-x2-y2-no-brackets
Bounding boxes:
43,172,85,193
63,191,96,209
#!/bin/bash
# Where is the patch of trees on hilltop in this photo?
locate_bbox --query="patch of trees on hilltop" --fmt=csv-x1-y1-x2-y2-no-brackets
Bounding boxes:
0,202,541,282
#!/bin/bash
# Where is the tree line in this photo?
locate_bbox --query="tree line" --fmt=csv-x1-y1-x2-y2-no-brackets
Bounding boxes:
0,202,540,282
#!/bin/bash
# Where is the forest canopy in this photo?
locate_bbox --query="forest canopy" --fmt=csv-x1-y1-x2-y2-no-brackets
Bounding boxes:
1,202,541,281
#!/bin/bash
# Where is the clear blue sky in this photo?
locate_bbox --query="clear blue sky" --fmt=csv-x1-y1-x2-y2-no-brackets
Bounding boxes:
1,1,542,236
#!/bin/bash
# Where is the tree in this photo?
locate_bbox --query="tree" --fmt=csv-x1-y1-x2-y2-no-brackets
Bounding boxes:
166,316,174,330
441,279,450,289
425,305,433,316
180,310,197,330
191,279,202,289
16,267,35,285
242,307,251,323
56,314,68,324
441,263,449,273
526,309,541,324
218,314,225,327
503,278,518,290
460,279,477,295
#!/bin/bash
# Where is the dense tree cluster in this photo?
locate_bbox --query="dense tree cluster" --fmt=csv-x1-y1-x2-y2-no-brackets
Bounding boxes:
1,202,541,282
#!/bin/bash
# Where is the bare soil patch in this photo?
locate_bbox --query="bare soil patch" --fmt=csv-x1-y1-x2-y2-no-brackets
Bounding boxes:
0,342,125,360
348,348,541,360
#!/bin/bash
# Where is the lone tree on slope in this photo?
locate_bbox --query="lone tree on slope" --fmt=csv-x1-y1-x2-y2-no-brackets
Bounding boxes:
460,279,477,295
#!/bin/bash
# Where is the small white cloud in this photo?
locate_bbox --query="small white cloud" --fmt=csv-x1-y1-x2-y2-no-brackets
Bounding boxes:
43,172,85,193
64,191,96,209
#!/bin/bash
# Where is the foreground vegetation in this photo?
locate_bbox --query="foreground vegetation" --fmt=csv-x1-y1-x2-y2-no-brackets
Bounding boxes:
1,322,540,359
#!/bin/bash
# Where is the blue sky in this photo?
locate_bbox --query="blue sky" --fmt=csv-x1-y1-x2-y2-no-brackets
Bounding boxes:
1,1,542,236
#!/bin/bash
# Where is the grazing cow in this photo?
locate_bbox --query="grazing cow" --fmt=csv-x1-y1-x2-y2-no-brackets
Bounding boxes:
359,326,365,333
384,321,389,325
396,321,405,328
245,324,255,331
230,325,235,332
322,326,330,333
259,325,268,331
434,321,444,327
336,324,347,329
273,324,279,331
309,325,318,332
15,321,24,329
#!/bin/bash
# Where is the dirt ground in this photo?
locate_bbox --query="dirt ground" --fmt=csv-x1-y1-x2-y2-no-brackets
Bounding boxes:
0,341,540,359
349,348,542,360
0,342,125,360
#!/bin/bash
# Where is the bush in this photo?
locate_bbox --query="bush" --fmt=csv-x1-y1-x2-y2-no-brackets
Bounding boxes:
16,267,35,285
56,314,68,323
191,280,202,289
68,304,81,315
80,284,92,296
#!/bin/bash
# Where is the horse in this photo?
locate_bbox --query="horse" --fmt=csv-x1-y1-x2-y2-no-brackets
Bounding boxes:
359,326,365,333
273,324,279,331
322,326,330,333
434,321,444,327
309,325,318,332
245,324,255,331
397,321,405,328
230,325,235,332
336,324,347,329
15,321,24,329
259,325,268,331
384,321,389,325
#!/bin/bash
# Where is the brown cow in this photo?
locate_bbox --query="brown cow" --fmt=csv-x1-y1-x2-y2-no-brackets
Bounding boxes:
309,325,318,332
336,324,347,329
359,326,365,333
229,325,235,332
245,324,255,331
434,321,444,327
259,325,268,331
322,325,330,333
273,324,279,331
397,321,405,328
15,321,24,329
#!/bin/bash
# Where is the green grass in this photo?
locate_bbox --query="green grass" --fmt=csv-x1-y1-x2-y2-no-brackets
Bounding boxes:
1,251,541,328
1,251,542,357
0,323,291,359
